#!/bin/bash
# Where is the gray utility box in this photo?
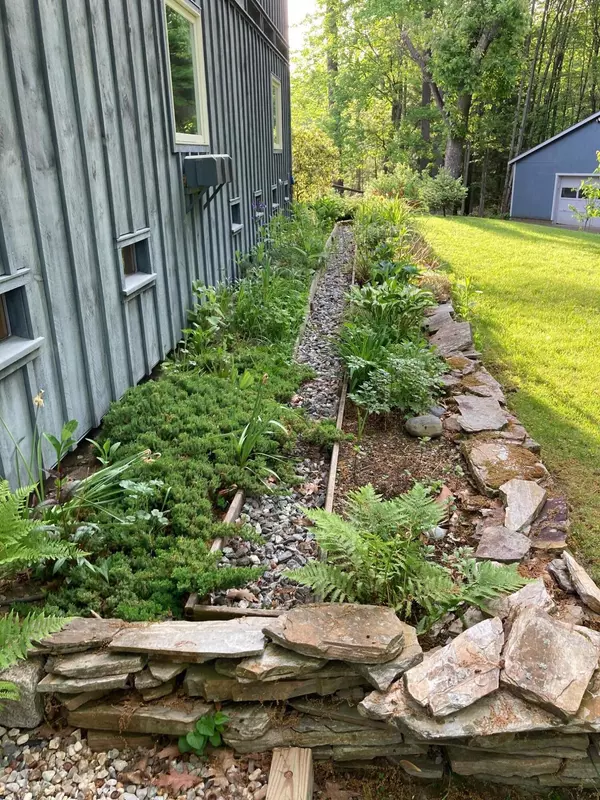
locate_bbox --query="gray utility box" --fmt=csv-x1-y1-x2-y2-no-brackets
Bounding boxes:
184,155,233,190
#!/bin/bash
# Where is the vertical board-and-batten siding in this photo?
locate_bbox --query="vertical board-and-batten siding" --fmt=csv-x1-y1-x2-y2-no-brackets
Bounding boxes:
0,0,291,487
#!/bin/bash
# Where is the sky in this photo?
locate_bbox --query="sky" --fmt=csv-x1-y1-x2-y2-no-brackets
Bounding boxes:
288,0,318,53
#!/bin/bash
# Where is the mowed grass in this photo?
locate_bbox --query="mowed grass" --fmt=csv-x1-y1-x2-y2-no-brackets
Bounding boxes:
418,216,600,578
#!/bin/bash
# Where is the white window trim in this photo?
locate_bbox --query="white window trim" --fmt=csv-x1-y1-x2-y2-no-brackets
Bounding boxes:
0,271,43,379
165,0,210,147
271,75,283,153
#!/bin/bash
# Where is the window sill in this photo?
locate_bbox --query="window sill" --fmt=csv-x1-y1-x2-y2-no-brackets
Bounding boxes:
231,223,244,235
0,336,44,380
122,273,157,299
272,203,280,211
255,212,265,221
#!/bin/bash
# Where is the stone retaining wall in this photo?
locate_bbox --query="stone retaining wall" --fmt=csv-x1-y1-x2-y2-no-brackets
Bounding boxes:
5,593,600,788
4,298,600,790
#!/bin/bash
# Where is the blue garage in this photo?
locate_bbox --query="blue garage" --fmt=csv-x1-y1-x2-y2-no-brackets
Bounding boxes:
510,111,600,228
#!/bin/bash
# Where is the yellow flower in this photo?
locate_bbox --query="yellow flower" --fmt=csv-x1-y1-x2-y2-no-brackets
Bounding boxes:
33,390,45,409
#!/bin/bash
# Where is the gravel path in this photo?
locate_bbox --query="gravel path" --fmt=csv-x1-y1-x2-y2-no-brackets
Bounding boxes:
212,225,354,610
0,727,268,800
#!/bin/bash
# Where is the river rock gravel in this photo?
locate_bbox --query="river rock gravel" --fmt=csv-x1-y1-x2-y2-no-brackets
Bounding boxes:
0,727,269,800
212,226,354,610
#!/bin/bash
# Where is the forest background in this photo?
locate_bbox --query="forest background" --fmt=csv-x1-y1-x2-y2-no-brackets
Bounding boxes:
290,0,600,214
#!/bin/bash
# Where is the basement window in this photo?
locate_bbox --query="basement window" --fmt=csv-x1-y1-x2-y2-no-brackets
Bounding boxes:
271,75,283,153
117,232,157,297
165,0,210,147
283,181,290,203
0,272,44,379
0,296,9,342
254,190,265,221
230,198,243,235
272,185,279,211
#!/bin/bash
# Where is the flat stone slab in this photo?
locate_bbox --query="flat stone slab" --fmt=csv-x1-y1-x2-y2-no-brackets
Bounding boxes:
425,308,453,333
46,651,145,679
475,526,531,562
235,644,326,683
467,731,590,759
484,578,556,620
148,661,189,682
500,479,547,532
530,498,570,551
448,747,562,778
462,439,548,496
264,604,406,664
184,664,364,702
562,552,600,613
37,672,130,695
404,618,504,718
59,690,109,711
224,713,414,756
455,396,508,433
290,698,399,731
548,558,575,592
359,684,564,741
353,623,423,692
109,618,267,662
0,658,44,729
431,321,473,356
502,608,599,718
69,699,213,735
135,669,163,691
37,619,127,654
461,369,506,403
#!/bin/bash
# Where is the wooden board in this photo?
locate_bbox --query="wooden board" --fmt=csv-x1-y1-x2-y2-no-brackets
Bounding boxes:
266,748,314,800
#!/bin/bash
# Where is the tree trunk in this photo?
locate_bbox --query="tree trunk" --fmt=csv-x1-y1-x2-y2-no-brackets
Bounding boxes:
479,150,489,217
444,95,472,178
419,79,432,172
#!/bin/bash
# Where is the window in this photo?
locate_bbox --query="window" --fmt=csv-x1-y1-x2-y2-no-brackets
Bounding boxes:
165,0,209,147
272,185,279,211
271,75,283,153
117,233,156,297
230,198,243,235
561,187,578,199
253,190,265,221
0,274,44,378
0,296,9,342
283,181,290,203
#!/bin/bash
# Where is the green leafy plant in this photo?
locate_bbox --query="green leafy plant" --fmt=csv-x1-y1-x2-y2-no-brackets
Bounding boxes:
234,376,288,481
452,276,483,321
88,438,123,468
178,712,230,756
419,169,468,217
348,280,436,340
288,484,529,630
0,481,83,573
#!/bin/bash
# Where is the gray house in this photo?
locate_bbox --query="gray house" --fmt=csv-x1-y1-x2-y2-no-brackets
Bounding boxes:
0,0,291,486
510,111,600,228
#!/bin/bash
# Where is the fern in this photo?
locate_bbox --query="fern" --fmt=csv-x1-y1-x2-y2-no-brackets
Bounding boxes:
289,483,530,631
0,609,70,671
0,480,82,573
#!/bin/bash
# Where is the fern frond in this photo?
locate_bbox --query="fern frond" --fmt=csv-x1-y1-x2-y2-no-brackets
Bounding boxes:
392,483,444,537
285,563,358,603
0,610,70,671
459,561,530,608
0,681,20,701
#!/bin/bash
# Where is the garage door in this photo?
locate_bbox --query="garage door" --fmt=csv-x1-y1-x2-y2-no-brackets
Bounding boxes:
555,176,600,229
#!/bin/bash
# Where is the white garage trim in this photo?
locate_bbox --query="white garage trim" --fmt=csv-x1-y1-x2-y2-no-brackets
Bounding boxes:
551,173,598,226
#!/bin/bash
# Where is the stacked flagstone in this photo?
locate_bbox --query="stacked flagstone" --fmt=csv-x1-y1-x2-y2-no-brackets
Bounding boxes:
5,592,600,786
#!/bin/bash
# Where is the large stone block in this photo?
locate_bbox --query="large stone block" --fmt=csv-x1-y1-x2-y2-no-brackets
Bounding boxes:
235,644,326,683
37,619,127,654
184,663,364,702
46,651,145,679
353,623,423,691
455,396,508,433
562,551,600,614
359,683,564,741
500,479,547,532
109,618,267,662
0,658,44,729
430,322,473,356
501,608,599,718
475,526,531,562
405,618,504,718
263,604,406,664
448,747,561,778
37,672,130,695
69,698,213,735
462,440,547,497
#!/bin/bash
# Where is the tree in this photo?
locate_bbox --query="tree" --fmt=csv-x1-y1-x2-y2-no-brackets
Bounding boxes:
292,127,339,201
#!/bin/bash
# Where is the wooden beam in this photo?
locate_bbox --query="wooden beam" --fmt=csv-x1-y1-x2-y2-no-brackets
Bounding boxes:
266,748,313,800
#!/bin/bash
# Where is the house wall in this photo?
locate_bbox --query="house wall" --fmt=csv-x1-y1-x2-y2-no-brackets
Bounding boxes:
511,118,600,220
0,0,291,487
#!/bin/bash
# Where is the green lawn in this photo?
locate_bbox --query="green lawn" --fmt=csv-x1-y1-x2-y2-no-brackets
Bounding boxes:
418,217,600,577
